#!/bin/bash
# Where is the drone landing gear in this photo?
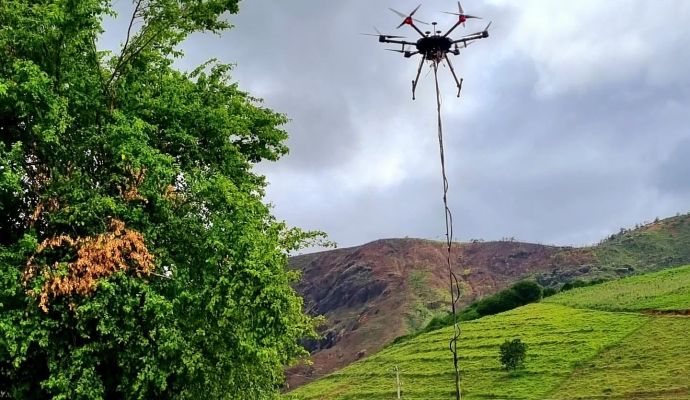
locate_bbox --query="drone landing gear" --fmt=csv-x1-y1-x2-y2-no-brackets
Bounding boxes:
412,55,426,100
444,54,463,97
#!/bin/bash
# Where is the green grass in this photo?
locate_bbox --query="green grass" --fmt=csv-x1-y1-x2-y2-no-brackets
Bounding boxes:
287,265,690,400
546,317,690,399
545,265,690,312
286,304,648,400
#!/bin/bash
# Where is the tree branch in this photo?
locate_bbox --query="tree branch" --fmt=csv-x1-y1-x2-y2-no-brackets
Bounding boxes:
106,0,143,88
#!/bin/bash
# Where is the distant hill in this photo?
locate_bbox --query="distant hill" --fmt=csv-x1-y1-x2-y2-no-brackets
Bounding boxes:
286,265,690,399
286,213,690,389
540,213,690,285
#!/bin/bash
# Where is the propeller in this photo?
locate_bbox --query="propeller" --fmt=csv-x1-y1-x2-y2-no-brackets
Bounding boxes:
389,5,429,29
443,1,481,26
466,21,493,38
360,26,405,39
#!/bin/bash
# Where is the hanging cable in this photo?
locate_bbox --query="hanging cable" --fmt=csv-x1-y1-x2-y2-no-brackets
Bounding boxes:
432,60,463,400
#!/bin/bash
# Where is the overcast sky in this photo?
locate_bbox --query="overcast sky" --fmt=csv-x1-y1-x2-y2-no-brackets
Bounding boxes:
104,0,690,250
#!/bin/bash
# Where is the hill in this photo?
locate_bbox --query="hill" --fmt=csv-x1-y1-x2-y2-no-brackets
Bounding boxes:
287,239,583,388
286,265,690,399
540,213,690,285
286,213,690,388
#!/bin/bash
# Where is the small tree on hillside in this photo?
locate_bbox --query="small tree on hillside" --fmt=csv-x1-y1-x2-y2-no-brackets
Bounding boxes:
499,338,528,371
511,280,543,303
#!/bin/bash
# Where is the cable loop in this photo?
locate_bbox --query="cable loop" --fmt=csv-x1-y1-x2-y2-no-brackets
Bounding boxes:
433,61,462,400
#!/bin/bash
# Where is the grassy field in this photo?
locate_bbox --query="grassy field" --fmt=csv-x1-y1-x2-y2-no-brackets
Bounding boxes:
286,265,690,399
545,264,690,312
547,317,690,399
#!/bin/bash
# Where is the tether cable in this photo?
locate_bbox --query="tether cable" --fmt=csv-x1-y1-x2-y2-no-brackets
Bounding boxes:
432,60,463,400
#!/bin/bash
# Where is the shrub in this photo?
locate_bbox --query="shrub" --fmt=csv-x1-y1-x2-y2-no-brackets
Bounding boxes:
475,289,523,316
562,279,588,291
510,280,543,303
562,278,609,291
422,307,481,333
423,314,453,332
420,281,545,333
499,338,528,371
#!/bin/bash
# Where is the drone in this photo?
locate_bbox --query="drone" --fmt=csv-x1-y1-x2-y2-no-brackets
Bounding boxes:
364,2,491,100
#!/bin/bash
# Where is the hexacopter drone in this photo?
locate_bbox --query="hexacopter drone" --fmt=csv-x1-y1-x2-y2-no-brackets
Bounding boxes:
364,2,491,100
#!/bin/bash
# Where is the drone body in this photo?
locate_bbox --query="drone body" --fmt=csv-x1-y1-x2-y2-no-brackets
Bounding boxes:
413,35,455,59
365,2,491,99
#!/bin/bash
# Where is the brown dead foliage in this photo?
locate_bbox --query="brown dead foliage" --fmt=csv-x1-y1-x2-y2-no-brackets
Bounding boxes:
118,166,147,202
29,197,59,227
24,219,155,312
163,184,179,202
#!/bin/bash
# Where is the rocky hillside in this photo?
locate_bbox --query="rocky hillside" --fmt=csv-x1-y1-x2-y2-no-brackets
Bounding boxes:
286,240,585,388
287,265,690,399
285,213,690,389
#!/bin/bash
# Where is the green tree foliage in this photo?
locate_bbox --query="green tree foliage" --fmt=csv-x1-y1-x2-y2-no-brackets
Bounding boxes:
561,278,607,291
475,280,543,317
499,338,527,371
0,1,323,398
510,280,543,304
475,291,519,316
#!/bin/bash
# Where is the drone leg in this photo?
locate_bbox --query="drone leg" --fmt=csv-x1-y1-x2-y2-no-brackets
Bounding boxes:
412,55,426,100
444,54,464,97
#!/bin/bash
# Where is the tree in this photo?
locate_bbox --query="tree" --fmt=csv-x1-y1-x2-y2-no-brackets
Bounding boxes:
0,1,323,398
475,289,520,316
499,339,527,371
510,280,543,304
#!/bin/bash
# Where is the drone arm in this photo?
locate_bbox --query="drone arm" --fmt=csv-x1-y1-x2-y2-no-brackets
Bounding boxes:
444,54,463,97
381,38,417,46
444,21,462,37
412,54,426,100
407,22,427,38
452,31,487,45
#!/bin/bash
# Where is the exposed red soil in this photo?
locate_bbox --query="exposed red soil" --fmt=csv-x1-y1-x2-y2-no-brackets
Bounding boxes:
643,309,690,317
560,387,690,399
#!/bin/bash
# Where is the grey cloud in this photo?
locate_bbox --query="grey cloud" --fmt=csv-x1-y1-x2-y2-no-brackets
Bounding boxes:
104,1,690,250
654,139,690,196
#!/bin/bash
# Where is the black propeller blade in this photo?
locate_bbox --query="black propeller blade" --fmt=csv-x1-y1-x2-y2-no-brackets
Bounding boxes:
389,5,429,29
443,12,481,19
443,1,481,26
361,33,406,39
465,21,493,38
360,26,405,39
